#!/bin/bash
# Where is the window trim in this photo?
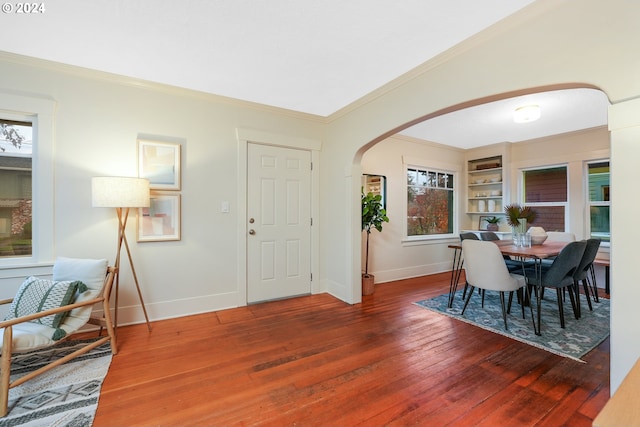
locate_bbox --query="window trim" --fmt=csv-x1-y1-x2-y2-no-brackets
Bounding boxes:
404,162,459,242
0,92,55,270
585,159,611,247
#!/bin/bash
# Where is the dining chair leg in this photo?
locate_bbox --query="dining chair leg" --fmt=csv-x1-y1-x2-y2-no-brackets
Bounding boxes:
581,278,593,311
556,288,566,328
499,291,509,330
461,285,475,315
589,265,600,303
568,285,579,320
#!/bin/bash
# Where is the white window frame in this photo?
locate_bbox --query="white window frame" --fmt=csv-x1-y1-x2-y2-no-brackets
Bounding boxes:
404,162,458,242
520,164,569,231
585,159,611,248
0,92,55,271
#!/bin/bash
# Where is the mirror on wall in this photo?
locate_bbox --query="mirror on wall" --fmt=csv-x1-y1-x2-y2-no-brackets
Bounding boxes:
363,174,387,210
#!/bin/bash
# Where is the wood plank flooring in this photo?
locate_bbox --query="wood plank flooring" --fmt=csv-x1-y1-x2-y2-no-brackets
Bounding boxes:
89,272,609,426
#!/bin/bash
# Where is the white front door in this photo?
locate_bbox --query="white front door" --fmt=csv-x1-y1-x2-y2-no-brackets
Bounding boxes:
247,143,311,303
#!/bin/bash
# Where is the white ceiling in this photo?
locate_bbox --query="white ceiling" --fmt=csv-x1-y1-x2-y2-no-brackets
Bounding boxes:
0,0,609,147
400,88,610,149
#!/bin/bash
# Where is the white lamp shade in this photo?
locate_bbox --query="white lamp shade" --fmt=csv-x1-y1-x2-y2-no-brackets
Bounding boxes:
92,177,150,208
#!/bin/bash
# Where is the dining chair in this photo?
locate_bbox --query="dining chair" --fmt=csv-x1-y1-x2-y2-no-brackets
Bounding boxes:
573,238,602,314
459,232,480,300
479,231,526,273
523,240,587,328
461,239,527,330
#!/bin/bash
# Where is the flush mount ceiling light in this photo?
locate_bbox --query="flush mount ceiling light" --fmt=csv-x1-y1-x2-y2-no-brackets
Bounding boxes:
513,104,541,123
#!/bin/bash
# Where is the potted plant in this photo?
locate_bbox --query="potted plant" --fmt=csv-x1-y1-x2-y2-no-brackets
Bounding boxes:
484,216,501,231
362,189,389,295
504,203,536,233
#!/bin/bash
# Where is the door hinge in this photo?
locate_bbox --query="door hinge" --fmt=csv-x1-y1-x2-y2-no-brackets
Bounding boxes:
310,273,313,281
310,162,313,171
310,218,313,226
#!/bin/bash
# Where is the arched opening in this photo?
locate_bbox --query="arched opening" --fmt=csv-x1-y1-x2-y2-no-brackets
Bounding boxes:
356,84,610,291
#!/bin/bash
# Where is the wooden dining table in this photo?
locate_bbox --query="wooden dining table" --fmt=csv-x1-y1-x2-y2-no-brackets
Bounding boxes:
448,239,569,335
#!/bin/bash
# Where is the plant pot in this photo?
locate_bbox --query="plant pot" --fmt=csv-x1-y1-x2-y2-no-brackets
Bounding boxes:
362,274,375,296
486,223,499,231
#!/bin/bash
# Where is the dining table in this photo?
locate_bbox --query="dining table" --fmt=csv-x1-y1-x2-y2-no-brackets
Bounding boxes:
448,239,569,335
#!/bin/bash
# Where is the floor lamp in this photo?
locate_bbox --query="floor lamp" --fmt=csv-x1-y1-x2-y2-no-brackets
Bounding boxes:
92,176,152,332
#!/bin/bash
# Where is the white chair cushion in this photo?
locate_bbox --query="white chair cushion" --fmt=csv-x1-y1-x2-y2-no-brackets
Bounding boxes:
52,257,108,335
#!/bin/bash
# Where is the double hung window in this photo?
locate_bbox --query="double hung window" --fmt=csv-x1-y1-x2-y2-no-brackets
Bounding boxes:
0,119,32,258
406,167,455,237
522,166,568,231
587,161,610,243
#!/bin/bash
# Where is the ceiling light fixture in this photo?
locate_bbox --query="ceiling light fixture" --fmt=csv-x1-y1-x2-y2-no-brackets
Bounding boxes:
513,105,541,123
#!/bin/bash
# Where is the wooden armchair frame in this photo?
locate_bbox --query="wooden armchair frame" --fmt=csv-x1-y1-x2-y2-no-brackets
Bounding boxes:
0,266,118,417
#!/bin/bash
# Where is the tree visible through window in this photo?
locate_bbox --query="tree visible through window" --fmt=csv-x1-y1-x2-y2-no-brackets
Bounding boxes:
0,120,33,258
407,167,454,236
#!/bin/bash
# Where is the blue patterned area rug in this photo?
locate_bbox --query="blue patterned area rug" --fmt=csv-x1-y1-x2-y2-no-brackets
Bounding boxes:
415,290,610,362
0,339,112,427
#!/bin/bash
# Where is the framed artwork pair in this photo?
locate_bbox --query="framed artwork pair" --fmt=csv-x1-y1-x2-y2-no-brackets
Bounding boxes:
137,139,182,242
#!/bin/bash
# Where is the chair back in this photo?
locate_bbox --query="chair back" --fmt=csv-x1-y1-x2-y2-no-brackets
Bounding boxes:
52,257,109,334
546,231,576,242
574,238,601,280
460,232,479,241
542,240,587,285
479,231,500,241
462,240,522,292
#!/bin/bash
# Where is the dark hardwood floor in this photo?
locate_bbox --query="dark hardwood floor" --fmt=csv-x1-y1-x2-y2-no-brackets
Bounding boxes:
90,272,609,426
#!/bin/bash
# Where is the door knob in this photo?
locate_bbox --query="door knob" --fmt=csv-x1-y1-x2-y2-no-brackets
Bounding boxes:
249,218,255,224
249,229,256,235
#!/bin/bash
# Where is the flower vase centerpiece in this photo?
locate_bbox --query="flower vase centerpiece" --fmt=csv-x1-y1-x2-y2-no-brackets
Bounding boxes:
504,203,536,246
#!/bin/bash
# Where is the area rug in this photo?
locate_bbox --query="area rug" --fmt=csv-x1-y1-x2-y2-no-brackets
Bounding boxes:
414,290,610,362
0,339,113,427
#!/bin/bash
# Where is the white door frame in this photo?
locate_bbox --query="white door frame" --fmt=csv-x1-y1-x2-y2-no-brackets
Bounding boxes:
236,128,322,306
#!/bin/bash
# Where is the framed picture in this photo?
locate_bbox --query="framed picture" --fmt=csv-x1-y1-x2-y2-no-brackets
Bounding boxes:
138,193,181,242
138,139,181,190
478,215,493,231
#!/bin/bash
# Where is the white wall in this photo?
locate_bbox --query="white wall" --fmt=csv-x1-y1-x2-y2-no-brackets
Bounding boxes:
0,54,325,323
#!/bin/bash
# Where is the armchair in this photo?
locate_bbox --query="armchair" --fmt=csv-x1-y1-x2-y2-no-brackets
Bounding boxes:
0,257,117,417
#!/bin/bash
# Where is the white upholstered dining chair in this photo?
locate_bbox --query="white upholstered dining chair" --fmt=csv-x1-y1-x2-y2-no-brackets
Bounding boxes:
461,239,527,330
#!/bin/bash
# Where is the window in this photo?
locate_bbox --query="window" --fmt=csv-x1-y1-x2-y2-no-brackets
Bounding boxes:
587,161,610,243
0,92,54,270
407,167,455,237
523,166,567,231
0,120,32,258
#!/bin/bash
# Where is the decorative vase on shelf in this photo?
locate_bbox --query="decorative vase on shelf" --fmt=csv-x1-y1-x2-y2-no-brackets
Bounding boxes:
488,199,496,212
478,200,486,212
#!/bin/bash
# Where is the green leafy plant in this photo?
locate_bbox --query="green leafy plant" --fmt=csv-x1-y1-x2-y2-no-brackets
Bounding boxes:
362,190,389,277
484,216,501,225
504,203,536,227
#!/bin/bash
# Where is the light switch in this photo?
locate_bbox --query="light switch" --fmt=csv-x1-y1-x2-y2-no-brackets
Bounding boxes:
221,201,230,213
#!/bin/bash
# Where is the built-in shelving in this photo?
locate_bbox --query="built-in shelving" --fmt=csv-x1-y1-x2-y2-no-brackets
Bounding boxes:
467,155,504,215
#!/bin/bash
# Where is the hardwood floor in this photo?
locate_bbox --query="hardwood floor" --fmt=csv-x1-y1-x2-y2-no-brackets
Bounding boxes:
89,272,609,426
